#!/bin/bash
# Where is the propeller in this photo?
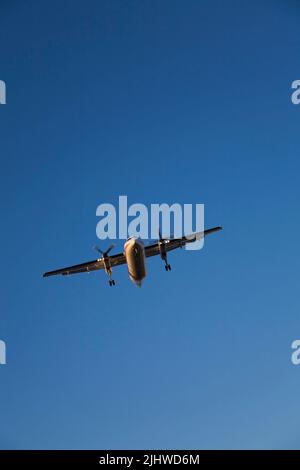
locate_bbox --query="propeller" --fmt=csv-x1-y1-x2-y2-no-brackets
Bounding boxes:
148,229,184,250
158,229,165,246
158,229,176,243
148,229,172,246
93,243,115,258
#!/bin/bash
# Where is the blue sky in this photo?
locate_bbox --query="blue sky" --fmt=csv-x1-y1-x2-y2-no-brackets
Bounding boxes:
1,0,300,449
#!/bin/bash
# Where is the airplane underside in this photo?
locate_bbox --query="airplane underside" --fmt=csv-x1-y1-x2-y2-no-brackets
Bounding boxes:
42,226,222,286
124,238,147,286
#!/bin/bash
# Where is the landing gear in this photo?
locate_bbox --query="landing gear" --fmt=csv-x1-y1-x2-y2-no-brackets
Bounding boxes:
158,236,172,273
106,268,116,286
103,256,116,286
93,244,117,287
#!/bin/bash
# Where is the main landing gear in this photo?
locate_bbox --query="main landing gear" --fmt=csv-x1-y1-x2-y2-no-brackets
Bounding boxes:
157,231,172,273
164,262,171,271
93,243,116,287
106,266,116,286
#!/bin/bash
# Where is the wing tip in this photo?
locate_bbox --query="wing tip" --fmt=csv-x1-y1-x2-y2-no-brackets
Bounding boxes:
205,225,223,234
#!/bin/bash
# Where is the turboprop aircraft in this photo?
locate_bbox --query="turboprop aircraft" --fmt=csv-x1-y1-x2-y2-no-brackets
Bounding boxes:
43,226,222,286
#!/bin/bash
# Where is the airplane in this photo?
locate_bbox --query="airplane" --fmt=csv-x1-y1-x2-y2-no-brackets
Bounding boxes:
43,226,222,287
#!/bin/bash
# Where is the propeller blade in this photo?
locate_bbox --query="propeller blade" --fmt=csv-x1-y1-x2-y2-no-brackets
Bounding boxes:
105,244,115,255
93,245,103,255
93,243,115,257
157,228,176,241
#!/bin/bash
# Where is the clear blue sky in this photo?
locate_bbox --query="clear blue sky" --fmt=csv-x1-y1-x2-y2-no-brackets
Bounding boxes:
1,0,300,450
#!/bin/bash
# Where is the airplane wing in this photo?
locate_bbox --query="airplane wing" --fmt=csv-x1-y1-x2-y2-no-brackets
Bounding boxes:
43,252,126,277
145,226,223,258
43,226,222,277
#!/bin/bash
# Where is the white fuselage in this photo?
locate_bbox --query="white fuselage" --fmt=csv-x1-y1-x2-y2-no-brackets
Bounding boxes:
124,238,146,286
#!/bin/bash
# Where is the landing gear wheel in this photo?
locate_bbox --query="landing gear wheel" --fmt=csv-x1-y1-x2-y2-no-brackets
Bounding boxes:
109,280,116,286
165,264,171,271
